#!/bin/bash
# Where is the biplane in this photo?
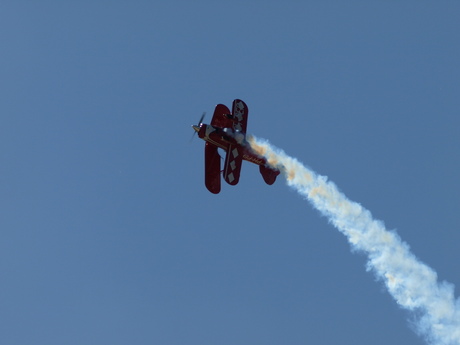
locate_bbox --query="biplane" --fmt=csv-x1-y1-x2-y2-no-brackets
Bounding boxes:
192,99,280,194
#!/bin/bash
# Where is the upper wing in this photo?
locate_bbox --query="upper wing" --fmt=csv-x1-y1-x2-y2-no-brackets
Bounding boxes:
210,104,232,129
231,99,248,134
223,144,243,186
210,99,248,133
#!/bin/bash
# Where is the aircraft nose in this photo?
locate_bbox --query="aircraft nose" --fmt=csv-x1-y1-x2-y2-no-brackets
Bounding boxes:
192,125,200,133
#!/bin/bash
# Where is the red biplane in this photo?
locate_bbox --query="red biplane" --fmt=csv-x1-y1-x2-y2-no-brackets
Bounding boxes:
192,99,280,194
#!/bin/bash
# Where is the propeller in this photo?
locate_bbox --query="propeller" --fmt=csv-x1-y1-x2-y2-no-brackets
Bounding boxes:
197,112,206,126
190,112,206,141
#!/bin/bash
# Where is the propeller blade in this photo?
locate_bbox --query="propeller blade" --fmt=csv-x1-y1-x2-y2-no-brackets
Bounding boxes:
190,112,206,142
198,112,206,125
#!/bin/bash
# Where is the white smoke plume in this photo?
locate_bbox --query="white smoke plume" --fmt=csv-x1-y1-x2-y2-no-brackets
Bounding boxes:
248,135,460,345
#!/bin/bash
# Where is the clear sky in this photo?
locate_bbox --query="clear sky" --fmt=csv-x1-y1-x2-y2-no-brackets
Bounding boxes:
1,2,459,345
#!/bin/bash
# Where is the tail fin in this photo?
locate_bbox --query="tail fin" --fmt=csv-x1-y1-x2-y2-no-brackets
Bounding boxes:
259,165,280,185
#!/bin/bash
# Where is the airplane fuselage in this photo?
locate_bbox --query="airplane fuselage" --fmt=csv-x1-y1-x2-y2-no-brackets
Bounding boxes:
193,124,265,166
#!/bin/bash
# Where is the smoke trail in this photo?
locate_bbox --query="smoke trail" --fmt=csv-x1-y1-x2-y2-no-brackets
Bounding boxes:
248,135,460,345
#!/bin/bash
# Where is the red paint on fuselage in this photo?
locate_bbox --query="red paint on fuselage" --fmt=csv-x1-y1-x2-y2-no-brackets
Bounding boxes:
197,124,267,167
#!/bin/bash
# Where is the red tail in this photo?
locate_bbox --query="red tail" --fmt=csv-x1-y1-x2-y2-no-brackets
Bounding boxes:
259,165,280,185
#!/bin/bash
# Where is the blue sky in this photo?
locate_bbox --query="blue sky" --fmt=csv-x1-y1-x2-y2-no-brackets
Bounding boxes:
1,2,459,344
